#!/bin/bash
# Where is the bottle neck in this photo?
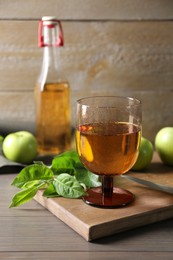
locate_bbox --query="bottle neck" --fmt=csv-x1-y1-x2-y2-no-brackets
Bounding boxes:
39,26,60,89
42,25,59,69
43,46,58,71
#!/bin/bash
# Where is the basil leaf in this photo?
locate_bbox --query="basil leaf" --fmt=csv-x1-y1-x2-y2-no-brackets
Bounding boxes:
57,150,81,164
9,183,45,208
53,173,86,198
43,182,60,198
61,150,83,168
51,151,83,175
33,161,46,166
9,150,101,207
51,157,76,175
75,168,101,188
11,164,53,188
21,180,44,189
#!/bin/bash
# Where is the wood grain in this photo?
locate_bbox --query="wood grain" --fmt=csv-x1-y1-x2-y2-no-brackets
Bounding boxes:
34,153,173,241
1,21,173,92
0,20,173,141
0,1,173,256
0,252,173,260
1,171,173,258
1,0,173,20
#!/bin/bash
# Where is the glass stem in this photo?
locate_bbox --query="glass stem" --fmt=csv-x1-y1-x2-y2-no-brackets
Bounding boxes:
102,176,114,197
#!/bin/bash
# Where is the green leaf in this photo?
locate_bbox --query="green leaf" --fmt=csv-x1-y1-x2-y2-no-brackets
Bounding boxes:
11,164,54,188
75,168,101,188
9,183,45,208
51,151,83,175
21,180,44,189
43,182,60,198
33,161,46,166
9,150,101,208
53,173,86,198
51,157,76,175
58,150,81,164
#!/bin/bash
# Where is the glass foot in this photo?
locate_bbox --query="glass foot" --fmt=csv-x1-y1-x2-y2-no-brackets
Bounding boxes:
82,187,135,208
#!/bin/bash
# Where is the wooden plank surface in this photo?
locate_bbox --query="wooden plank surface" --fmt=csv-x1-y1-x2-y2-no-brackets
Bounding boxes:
0,252,173,260
34,153,173,241
1,0,173,20
0,1,173,258
1,170,173,259
1,20,173,92
0,20,173,141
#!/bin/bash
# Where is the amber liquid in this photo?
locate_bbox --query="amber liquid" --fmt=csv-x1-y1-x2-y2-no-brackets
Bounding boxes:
35,82,70,155
76,122,141,175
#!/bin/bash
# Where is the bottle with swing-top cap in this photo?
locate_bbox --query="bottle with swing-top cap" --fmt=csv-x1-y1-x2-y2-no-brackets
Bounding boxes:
34,16,71,155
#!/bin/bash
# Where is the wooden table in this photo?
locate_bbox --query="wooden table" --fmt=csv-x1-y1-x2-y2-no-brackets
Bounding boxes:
1,172,173,260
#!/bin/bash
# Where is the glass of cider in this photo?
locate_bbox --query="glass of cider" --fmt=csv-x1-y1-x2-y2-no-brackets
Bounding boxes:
76,96,142,208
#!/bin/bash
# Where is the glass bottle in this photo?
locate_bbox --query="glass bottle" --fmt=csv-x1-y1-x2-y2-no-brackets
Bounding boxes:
35,16,71,155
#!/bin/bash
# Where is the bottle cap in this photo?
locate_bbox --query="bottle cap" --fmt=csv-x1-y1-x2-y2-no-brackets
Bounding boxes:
42,16,57,21
41,16,58,26
38,16,64,47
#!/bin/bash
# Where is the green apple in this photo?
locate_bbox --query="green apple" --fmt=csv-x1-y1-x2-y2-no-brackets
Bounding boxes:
131,137,154,171
155,127,173,166
2,131,38,164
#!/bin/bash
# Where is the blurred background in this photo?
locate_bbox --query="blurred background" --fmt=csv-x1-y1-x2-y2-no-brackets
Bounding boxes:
0,0,173,142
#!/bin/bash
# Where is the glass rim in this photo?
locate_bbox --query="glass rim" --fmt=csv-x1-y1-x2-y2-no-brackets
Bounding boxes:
76,95,141,107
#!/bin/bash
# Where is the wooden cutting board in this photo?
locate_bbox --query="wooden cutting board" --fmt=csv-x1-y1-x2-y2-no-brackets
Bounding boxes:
34,153,173,241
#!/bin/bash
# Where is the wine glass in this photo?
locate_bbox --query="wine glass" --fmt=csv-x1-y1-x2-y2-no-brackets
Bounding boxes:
76,96,142,208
